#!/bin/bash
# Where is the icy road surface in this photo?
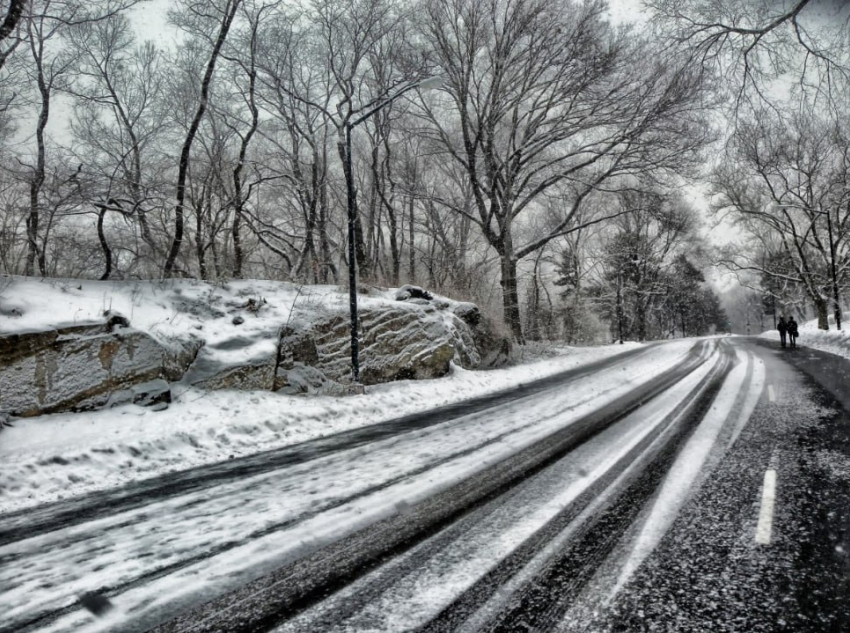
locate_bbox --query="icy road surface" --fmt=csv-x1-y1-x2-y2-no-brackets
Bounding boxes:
3,337,850,632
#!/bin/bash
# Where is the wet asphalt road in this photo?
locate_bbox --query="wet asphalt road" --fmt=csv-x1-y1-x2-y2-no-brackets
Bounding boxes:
6,337,850,633
563,338,850,633
181,338,850,633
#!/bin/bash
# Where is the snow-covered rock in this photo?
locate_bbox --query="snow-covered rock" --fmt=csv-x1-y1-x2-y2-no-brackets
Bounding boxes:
0,277,508,415
107,378,172,410
394,284,434,301
277,302,480,389
0,320,200,418
451,301,513,368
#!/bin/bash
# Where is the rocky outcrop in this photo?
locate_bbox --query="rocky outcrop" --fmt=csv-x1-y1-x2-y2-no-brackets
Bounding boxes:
107,378,172,411
0,321,201,418
450,302,513,368
0,285,509,416
181,332,278,391
184,354,277,391
276,301,481,390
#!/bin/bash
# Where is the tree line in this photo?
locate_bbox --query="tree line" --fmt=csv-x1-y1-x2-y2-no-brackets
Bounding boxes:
22,0,850,340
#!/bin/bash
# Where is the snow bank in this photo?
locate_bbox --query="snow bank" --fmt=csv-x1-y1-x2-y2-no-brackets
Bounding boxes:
0,328,641,513
0,277,381,361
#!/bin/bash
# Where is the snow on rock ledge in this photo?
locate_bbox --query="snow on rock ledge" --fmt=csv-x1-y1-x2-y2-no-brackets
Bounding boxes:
277,301,479,390
0,277,507,415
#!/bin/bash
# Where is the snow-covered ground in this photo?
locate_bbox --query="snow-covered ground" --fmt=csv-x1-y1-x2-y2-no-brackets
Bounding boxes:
0,275,645,513
760,314,850,359
0,276,464,367
1,340,702,633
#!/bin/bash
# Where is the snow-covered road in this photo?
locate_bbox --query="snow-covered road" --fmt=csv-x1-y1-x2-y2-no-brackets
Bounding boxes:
1,338,773,633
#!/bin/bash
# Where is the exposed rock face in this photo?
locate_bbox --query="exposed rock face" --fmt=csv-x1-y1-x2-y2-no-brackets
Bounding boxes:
0,322,201,418
182,334,276,391
276,302,481,389
184,355,276,391
107,378,172,410
451,302,513,368
0,285,506,416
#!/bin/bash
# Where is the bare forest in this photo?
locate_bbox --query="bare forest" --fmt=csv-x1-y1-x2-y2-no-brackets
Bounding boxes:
2,0,849,341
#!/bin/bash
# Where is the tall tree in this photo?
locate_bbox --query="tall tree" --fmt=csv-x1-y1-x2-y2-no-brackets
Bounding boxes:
418,0,709,341
162,0,242,277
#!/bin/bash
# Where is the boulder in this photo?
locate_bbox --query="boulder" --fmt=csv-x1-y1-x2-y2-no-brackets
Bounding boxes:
181,330,278,391
395,284,434,301
0,322,201,417
183,352,276,391
276,329,344,395
274,363,346,396
451,302,513,368
277,302,480,387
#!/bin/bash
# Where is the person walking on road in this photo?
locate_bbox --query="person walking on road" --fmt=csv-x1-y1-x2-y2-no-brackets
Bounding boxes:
777,316,788,348
788,317,799,348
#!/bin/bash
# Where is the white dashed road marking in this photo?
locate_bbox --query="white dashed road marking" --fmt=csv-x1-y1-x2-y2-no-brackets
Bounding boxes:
768,385,776,402
756,469,777,545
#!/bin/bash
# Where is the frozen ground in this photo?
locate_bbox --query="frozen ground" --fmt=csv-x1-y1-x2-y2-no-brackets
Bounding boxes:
0,276,643,513
760,314,850,360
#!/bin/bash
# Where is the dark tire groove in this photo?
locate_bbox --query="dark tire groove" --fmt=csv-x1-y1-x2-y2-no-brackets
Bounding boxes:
146,344,710,633
0,345,652,548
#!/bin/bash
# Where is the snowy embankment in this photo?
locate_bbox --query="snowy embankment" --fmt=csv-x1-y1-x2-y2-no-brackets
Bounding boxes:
0,276,642,513
760,315,850,359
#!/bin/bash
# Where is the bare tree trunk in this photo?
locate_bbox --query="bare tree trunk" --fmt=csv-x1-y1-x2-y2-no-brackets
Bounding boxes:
500,252,524,343
97,206,113,280
815,297,829,330
163,0,241,277
26,36,50,277
408,195,415,282
196,194,207,280
319,171,336,283
617,270,625,343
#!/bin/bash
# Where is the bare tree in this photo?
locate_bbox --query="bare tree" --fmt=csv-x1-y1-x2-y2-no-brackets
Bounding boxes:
417,0,709,340
713,107,850,329
162,0,242,277
647,0,850,110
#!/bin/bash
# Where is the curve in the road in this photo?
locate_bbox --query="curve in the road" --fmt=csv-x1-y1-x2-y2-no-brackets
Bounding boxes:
0,345,654,548
148,342,718,633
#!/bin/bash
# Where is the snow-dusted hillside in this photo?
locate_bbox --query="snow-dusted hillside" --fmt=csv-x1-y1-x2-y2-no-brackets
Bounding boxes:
0,277,505,417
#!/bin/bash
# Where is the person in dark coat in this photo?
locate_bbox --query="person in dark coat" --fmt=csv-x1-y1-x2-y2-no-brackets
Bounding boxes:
788,317,799,348
777,316,788,348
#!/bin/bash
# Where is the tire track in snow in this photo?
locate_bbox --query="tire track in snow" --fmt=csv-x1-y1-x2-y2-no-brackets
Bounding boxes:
0,346,656,549
134,343,716,633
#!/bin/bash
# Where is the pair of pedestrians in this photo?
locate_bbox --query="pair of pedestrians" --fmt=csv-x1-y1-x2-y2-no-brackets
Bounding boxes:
777,316,799,348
